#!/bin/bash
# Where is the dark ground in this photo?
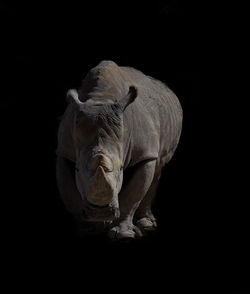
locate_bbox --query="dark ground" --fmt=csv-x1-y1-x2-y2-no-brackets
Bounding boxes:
1,1,249,293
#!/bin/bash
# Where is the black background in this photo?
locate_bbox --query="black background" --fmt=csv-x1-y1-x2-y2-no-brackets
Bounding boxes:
1,1,249,293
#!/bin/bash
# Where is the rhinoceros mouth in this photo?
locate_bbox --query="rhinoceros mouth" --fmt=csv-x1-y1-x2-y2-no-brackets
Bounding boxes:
87,202,109,209
82,199,120,222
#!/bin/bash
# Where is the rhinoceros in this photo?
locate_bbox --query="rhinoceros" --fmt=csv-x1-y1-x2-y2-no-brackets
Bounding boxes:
56,60,182,239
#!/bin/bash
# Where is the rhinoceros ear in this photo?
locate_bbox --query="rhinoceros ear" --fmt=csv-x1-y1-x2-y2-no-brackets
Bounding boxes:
117,86,138,112
66,89,82,105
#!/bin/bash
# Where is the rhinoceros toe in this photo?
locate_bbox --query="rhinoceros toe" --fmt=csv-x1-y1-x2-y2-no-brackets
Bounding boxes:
108,224,143,239
136,217,157,231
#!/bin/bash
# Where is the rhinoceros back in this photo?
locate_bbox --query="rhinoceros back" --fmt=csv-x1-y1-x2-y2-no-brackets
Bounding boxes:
120,66,183,167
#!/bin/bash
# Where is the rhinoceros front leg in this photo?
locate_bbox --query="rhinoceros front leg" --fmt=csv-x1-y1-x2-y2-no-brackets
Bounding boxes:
56,156,109,235
135,169,162,231
56,156,84,218
108,160,156,239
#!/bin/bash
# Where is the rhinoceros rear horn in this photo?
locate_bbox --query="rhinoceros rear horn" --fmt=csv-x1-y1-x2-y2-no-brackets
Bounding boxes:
118,86,138,112
66,89,82,105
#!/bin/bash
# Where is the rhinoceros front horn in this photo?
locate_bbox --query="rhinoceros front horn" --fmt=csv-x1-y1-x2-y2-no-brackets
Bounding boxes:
86,166,114,207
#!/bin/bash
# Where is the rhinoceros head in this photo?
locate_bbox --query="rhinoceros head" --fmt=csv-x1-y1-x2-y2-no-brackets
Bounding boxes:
66,86,137,221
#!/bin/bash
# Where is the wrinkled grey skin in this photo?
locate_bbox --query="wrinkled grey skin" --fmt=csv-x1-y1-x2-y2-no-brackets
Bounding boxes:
56,60,182,239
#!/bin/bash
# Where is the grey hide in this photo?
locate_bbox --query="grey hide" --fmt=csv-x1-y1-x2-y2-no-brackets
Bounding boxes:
56,60,183,239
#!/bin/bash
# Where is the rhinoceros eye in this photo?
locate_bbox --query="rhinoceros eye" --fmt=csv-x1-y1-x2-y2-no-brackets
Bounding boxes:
102,165,112,173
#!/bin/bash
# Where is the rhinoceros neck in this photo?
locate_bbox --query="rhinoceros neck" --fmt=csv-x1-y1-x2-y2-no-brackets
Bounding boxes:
83,95,116,105
79,61,131,103
121,113,133,169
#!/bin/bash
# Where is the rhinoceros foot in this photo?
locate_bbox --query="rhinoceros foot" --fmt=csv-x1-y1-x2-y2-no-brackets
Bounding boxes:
108,223,143,239
136,217,157,231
